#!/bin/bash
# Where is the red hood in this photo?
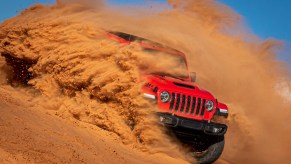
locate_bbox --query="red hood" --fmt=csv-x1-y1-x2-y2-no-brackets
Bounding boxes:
145,74,214,100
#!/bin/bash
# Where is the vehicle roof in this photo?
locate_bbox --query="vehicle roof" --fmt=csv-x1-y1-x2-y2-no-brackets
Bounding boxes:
107,31,186,57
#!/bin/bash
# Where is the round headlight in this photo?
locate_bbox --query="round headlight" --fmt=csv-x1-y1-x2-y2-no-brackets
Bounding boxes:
160,91,170,103
205,100,214,111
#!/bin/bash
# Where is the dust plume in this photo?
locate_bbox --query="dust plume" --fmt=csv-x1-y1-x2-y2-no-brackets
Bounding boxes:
0,0,291,163
92,0,291,163
0,1,188,161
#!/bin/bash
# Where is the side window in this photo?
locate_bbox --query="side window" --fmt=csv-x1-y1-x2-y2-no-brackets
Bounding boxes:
111,32,136,41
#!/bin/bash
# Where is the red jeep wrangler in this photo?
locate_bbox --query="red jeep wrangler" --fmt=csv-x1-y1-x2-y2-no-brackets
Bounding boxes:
108,32,229,164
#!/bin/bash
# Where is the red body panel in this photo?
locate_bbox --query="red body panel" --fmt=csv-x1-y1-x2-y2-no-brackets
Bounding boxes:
107,32,228,121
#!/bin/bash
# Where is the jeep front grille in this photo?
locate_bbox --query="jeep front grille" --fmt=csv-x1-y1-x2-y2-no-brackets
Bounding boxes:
169,92,206,117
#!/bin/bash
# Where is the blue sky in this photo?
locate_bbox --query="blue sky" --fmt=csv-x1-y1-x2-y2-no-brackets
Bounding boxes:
218,0,291,63
219,0,291,41
0,0,290,62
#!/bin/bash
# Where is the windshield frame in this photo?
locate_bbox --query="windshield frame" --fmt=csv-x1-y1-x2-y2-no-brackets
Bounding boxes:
142,47,190,79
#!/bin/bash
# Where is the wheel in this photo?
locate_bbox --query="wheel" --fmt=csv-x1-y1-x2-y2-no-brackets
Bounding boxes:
191,137,225,164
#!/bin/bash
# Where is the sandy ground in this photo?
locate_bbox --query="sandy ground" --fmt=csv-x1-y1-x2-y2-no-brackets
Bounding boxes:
0,86,189,164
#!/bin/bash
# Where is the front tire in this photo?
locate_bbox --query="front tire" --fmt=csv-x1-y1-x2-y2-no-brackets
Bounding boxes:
192,137,225,164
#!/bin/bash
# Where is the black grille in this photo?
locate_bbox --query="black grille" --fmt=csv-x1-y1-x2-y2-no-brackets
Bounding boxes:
185,96,191,113
190,97,196,114
196,98,201,115
169,92,206,117
180,95,186,112
169,93,175,110
201,99,206,116
175,94,181,112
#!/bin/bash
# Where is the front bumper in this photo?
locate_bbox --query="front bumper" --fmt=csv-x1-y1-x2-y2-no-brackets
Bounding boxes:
157,113,227,136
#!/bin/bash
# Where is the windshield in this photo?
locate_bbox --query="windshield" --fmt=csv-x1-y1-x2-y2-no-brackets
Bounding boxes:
140,48,189,79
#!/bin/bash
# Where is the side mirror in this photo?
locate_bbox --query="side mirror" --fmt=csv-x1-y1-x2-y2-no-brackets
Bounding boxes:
190,72,196,82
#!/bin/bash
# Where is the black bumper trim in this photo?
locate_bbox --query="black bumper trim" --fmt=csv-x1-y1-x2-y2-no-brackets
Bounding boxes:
157,113,227,136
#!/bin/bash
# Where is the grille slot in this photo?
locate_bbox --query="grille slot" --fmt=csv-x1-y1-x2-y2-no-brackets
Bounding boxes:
180,95,186,112
190,97,196,114
185,96,191,113
169,93,175,110
175,94,181,112
201,99,206,116
168,92,206,118
196,98,201,115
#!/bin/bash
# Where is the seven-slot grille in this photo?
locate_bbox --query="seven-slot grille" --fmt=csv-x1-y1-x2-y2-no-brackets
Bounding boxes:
169,92,206,117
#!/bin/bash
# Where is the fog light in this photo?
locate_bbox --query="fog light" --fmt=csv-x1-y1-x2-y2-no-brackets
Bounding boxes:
212,127,222,133
160,116,173,124
205,126,222,134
